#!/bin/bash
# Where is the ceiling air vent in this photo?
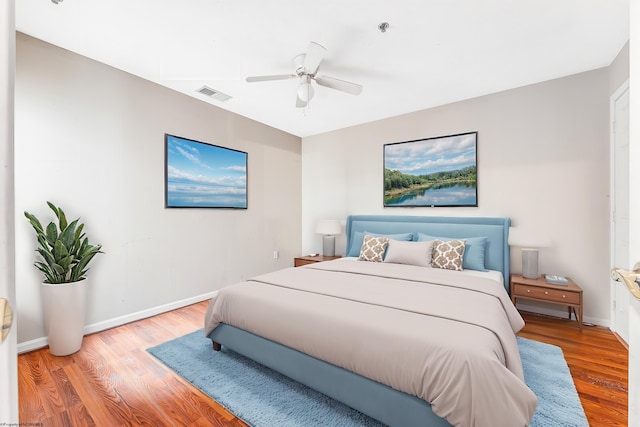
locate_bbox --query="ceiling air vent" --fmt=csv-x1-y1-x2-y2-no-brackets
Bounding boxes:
196,86,232,102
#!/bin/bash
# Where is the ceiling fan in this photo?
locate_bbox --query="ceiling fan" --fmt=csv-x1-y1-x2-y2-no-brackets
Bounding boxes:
245,41,363,108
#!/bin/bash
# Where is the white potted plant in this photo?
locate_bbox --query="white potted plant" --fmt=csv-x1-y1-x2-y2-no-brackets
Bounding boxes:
24,202,103,356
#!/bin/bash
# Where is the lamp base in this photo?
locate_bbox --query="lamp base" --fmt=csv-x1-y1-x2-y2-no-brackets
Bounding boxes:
522,248,539,279
322,235,336,256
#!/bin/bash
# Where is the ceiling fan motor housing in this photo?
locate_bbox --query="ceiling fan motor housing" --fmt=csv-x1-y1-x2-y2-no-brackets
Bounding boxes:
293,54,307,76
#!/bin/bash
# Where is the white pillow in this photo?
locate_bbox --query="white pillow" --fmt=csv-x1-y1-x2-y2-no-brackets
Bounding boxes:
383,239,434,267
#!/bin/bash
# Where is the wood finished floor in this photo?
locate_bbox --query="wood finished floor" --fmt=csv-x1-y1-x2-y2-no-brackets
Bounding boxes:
18,302,628,426
518,312,628,426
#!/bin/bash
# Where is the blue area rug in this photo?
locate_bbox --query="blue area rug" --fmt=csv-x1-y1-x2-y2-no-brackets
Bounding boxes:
147,330,588,427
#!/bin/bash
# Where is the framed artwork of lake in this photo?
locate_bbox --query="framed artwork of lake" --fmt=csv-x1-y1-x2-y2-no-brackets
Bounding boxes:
383,132,477,207
165,134,248,209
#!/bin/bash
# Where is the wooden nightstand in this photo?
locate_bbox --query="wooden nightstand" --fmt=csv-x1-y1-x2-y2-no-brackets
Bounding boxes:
510,274,584,331
294,255,341,267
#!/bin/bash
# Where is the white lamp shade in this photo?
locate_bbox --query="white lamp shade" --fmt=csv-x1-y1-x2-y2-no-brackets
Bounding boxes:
316,220,341,235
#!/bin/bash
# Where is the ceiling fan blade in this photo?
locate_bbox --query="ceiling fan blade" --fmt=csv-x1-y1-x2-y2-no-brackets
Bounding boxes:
246,74,295,83
314,75,363,95
303,42,327,74
296,95,308,108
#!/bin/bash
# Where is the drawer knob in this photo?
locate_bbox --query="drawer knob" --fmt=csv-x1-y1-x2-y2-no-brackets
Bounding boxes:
526,289,531,293
544,291,549,295
562,295,566,298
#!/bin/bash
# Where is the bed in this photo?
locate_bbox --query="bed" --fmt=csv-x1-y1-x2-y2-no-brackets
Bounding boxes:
204,215,537,426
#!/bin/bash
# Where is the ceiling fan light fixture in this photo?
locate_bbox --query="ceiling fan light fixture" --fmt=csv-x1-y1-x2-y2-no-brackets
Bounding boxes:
297,79,314,102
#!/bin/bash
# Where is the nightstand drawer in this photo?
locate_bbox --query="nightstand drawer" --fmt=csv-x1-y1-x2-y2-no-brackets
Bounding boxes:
513,284,580,305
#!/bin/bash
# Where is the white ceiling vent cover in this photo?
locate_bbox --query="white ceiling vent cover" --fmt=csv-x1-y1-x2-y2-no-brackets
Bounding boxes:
196,86,232,102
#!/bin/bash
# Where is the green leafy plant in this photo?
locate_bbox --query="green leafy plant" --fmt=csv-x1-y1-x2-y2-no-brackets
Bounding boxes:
24,202,103,284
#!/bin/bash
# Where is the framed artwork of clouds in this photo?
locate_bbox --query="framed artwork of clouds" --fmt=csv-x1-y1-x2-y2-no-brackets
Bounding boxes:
165,134,247,209
383,132,477,207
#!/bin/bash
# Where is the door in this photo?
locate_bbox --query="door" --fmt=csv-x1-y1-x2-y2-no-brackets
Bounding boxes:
611,80,630,344
0,0,18,422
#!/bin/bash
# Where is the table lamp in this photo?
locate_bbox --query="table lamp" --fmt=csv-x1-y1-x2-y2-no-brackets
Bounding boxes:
315,220,341,256
508,227,550,280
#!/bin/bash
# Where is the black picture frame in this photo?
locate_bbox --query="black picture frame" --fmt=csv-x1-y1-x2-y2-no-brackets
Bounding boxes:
383,132,478,207
165,134,248,209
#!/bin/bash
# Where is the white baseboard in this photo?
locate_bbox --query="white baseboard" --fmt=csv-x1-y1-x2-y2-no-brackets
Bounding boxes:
516,302,610,328
17,290,219,354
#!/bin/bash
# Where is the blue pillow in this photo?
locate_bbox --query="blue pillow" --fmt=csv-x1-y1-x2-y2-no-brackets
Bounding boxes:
417,233,488,271
347,231,414,257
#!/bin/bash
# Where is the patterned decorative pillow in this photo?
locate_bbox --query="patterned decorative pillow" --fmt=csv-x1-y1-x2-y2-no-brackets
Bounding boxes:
432,239,466,271
359,235,390,262
417,233,488,271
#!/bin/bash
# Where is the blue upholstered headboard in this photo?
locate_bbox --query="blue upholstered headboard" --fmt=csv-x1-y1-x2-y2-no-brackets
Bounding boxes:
345,215,511,289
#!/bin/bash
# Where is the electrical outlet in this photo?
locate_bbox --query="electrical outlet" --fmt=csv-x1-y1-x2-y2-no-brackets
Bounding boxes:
273,250,279,259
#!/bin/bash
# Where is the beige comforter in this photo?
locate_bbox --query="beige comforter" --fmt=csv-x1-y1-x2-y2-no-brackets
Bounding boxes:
204,259,537,427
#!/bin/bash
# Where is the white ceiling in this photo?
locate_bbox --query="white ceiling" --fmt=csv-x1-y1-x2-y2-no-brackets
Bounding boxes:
16,0,629,138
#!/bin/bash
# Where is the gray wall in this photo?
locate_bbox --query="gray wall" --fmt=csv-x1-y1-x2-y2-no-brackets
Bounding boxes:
15,33,302,348
302,67,613,325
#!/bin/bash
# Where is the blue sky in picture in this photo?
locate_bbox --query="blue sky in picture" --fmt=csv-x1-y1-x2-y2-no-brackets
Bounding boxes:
384,133,476,176
166,135,247,208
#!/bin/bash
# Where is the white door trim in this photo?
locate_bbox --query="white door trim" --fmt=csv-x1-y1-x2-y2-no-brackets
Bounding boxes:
609,79,630,338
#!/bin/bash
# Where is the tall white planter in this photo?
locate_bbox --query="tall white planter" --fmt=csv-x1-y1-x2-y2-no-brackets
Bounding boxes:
41,280,88,356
